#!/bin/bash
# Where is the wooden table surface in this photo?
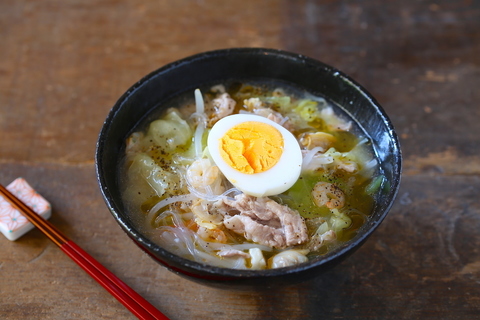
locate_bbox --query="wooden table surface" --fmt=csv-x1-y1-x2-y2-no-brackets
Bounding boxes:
1,1,479,319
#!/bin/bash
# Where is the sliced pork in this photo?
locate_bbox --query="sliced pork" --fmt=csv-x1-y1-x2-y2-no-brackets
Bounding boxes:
217,194,308,248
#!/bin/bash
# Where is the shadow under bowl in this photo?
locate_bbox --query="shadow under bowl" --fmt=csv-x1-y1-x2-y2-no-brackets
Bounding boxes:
95,48,402,289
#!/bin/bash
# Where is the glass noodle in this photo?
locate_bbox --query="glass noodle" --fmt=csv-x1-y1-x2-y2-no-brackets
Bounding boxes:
120,83,383,270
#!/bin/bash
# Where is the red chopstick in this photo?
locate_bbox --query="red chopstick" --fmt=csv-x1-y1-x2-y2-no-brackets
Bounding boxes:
0,184,169,320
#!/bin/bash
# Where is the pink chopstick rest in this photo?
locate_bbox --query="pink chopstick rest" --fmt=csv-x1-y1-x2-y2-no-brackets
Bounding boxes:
0,178,51,241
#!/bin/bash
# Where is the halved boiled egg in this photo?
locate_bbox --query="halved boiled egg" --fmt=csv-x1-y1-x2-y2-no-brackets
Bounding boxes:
207,114,302,197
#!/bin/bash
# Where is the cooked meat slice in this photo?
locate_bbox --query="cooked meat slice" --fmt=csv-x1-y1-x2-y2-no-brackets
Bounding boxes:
217,248,250,259
252,107,294,131
219,194,308,248
209,93,236,125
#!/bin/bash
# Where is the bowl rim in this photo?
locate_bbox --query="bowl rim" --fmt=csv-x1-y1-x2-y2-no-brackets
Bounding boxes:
95,47,402,279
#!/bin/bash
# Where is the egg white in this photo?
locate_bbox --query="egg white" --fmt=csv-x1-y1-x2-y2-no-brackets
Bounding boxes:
207,114,302,197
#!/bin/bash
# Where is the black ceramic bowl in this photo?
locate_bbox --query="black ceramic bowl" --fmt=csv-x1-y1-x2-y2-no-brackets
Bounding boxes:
95,48,401,289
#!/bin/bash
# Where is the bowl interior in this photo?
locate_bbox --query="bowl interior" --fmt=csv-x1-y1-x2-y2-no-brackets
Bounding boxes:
96,48,402,286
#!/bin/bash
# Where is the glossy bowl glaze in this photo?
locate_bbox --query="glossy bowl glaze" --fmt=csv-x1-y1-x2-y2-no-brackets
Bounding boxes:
95,48,402,289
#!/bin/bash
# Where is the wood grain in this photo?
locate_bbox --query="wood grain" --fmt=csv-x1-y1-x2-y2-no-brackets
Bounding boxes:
1,1,479,319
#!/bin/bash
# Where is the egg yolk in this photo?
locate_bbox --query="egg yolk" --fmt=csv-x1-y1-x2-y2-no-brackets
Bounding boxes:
219,121,284,174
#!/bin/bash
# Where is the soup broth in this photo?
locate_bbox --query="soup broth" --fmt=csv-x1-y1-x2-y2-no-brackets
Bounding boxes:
120,82,383,269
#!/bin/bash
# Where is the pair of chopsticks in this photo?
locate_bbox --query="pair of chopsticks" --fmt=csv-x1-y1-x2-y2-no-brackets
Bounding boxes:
0,184,169,320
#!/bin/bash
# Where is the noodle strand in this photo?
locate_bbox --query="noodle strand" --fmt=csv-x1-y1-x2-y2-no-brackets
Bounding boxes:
148,194,197,222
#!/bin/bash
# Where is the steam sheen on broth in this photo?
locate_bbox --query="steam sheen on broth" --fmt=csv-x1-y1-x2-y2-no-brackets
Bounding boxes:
120,83,383,270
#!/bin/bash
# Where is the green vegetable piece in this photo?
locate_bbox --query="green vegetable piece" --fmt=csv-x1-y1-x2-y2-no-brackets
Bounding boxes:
365,175,385,195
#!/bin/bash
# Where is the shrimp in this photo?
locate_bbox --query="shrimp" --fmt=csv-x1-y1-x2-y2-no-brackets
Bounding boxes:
186,159,221,190
311,182,345,209
197,226,228,243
